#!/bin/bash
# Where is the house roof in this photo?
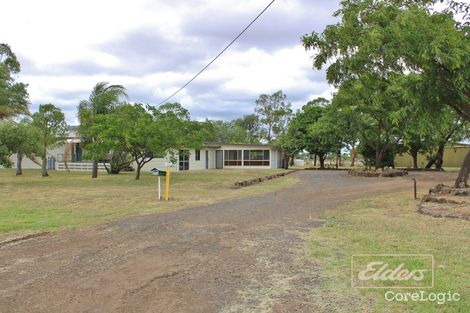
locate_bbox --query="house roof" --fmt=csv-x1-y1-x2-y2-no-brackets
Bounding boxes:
203,142,278,149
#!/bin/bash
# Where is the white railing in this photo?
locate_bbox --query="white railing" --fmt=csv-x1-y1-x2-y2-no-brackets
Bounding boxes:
57,162,110,171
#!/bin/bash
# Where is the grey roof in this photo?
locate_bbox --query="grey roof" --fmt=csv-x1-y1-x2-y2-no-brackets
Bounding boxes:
203,142,279,149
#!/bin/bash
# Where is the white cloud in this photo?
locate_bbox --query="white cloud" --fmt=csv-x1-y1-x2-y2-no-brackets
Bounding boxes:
1,0,339,123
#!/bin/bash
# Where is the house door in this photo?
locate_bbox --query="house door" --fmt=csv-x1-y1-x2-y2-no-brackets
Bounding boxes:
216,150,223,169
179,149,189,171
205,150,209,169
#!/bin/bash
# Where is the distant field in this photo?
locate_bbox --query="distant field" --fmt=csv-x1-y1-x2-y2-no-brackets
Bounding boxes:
308,192,469,312
0,169,297,234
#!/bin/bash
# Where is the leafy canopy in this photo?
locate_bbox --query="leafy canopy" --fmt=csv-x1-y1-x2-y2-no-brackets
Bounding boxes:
0,43,29,119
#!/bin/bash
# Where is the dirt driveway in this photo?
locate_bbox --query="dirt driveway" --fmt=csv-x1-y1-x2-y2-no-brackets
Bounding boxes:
0,170,457,313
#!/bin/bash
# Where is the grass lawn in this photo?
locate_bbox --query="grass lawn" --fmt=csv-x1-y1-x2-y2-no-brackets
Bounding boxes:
308,192,469,312
0,168,297,234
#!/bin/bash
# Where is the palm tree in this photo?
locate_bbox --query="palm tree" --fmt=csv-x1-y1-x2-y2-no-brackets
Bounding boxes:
78,82,127,178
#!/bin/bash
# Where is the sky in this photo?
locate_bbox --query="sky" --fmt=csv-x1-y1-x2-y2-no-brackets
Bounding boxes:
1,0,340,124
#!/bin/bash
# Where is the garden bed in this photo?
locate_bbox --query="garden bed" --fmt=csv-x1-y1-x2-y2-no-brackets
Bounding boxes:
417,184,470,221
347,168,408,177
231,170,297,189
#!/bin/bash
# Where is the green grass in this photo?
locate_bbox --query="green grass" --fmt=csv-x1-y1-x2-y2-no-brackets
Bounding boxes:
308,193,469,312
0,168,298,234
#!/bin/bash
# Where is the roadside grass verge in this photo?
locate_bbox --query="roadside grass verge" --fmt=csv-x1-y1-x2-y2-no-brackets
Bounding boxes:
0,169,298,234
308,192,469,312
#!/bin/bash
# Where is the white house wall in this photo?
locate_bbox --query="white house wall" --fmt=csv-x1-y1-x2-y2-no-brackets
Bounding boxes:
6,144,68,170
140,148,212,173
6,154,41,169
3,145,283,172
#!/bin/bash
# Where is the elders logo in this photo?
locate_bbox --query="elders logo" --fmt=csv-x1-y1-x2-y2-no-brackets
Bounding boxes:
351,254,434,288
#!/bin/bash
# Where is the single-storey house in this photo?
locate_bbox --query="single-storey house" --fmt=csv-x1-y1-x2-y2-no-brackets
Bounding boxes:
4,129,284,172
141,143,284,172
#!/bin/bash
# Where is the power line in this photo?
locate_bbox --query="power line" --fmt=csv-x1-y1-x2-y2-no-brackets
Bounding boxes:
158,0,276,105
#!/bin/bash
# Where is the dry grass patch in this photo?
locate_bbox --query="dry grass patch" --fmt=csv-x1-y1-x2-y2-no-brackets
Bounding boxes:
308,192,469,312
0,169,298,233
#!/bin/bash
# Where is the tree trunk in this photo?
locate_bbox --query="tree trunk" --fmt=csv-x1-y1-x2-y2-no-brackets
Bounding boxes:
103,162,111,174
135,164,142,180
92,160,98,178
16,153,23,176
425,157,435,169
411,150,418,169
283,156,289,169
289,154,295,166
336,149,341,169
319,155,326,169
350,147,357,167
375,149,384,170
435,144,445,170
41,156,48,177
314,154,317,167
454,149,470,188
28,154,42,167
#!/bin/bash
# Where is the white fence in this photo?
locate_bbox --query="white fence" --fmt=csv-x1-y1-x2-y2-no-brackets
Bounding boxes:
57,162,110,171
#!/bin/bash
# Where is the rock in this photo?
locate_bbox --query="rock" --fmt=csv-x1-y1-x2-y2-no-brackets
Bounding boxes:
429,184,451,195
417,183,469,221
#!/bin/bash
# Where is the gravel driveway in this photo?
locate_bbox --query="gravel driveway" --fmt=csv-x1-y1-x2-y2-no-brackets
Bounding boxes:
0,170,455,313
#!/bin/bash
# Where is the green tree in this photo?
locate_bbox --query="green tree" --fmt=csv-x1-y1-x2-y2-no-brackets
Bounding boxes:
84,103,206,180
311,104,359,168
78,82,127,178
302,0,470,185
332,76,409,169
425,112,468,170
233,114,262,143
255,90,292,142
32,104,68,177
283,98,336,169
0,43,29,119
205,120,247,144
205,116,261,145
0,119,39,175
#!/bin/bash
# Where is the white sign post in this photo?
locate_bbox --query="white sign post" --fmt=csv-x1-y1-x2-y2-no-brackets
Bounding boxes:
158,175,161,200
151,168,164,200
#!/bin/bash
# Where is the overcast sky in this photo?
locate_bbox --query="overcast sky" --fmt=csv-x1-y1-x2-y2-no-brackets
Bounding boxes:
1,0,340,124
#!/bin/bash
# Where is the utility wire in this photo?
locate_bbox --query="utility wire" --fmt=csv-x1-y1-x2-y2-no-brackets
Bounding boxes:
158,0,276,105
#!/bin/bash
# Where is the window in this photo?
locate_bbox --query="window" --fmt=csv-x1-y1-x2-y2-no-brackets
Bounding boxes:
224,150,242,166
179,149,189,171
195,149,200,161
243,150,270,166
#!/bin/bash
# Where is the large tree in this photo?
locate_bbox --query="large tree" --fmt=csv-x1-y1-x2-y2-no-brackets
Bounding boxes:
0,43,29,119
302,0,470,186
78,82,127,178
206,116,261,145
255,90,292,143
31,104,67,177
83,103,207,180
332,75,410,169
282,98,337,169
311,103,359,168
233,114,262,143
0,119,39,175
